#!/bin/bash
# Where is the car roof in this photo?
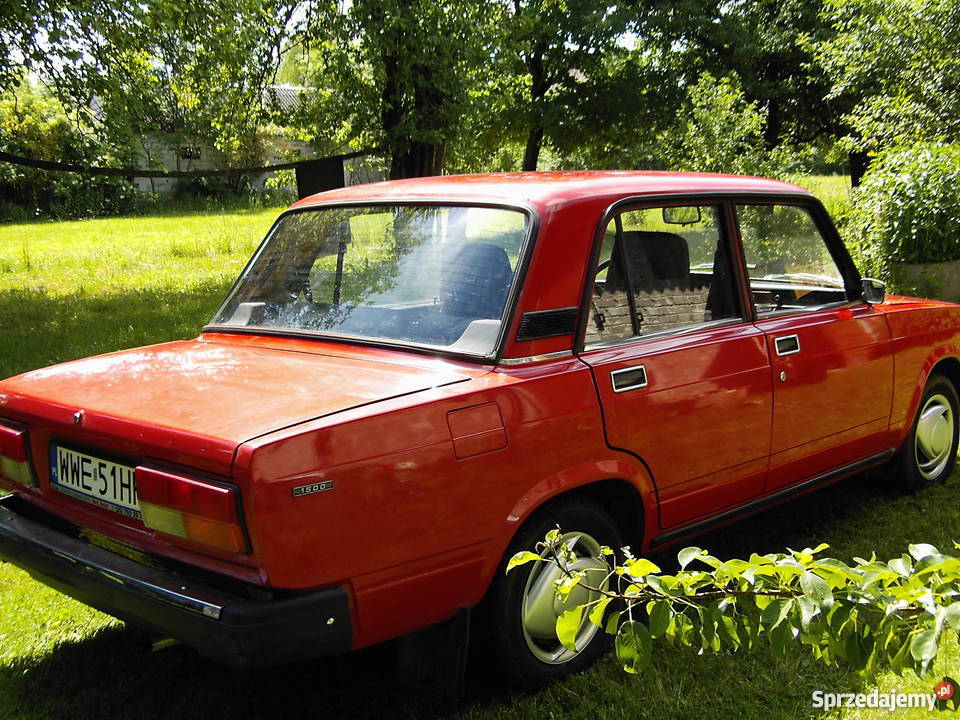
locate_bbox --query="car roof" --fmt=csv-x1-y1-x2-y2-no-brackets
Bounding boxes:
291,170,811,211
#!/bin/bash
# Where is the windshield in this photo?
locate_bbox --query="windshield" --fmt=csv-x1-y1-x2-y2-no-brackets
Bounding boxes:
210,204,530,355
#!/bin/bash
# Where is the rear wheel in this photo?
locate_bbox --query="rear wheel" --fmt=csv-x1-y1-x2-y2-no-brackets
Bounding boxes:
478,496,622,689
896,373,959,491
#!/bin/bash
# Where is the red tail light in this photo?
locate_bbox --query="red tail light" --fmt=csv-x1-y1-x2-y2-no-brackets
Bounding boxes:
135,466,247,553
0,424,36,487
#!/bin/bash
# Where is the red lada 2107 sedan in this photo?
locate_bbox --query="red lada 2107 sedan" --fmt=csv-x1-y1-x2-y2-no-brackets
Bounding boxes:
1,171,958,688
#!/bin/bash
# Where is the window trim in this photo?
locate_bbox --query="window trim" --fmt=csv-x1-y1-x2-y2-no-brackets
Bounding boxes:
204,199,540,364
577,195,749,353
729,196,864,320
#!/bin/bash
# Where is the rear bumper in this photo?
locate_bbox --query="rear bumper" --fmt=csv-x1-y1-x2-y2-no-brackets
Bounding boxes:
0,495,352,668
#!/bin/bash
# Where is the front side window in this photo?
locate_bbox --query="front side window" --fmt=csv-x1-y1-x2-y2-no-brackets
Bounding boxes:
736,204,847,314
586,204,741,345
211,205,529,355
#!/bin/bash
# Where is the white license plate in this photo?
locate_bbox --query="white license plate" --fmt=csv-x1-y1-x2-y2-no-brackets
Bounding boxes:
49,445,141,519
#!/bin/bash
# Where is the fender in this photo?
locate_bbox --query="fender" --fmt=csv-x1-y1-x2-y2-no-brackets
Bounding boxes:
892,345,960,447
479,455,656,583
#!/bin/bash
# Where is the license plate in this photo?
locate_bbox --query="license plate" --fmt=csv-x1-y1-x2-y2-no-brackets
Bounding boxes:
49,445,141,519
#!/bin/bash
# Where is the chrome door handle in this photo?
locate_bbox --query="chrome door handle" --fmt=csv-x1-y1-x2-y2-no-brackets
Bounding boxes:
611,365,648,393
774,334,800,357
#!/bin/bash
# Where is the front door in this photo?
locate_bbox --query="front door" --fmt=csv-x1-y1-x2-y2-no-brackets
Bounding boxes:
580,202,772,528
734,202,894,490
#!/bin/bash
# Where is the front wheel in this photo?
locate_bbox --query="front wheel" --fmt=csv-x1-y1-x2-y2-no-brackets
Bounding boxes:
896,373,959,491
477,496,622,689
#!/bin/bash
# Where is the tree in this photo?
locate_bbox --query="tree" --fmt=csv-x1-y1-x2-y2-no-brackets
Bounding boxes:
510,531,960,690
1,0,311,171
490,0,635,171
814,0,960,156
294,0,483,179
634,0,847,151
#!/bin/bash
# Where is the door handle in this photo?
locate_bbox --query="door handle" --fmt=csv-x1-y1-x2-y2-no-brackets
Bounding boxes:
611,365,648,393
774,334,800,357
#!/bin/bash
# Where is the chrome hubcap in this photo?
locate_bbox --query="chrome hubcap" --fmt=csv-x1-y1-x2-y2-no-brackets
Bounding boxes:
915,393,955,481
520,532,608,665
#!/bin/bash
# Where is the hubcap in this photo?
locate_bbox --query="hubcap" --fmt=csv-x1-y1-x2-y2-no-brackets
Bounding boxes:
915,393,955,481
520,531,608,665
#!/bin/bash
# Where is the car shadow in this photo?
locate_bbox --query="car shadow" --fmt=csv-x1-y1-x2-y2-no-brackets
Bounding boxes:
5,466,950,720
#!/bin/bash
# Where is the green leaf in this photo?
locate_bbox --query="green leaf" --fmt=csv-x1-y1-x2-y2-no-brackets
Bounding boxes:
677,546,704,570
588,596,612,628
890,634,913,676
625,558,661,578
555,606,583,652
648,599,672,638
800,571,834,609
944,601,960,633
760,598,793,632
769,622,794,657
890,555,913,577
698,606,720,653
735,614,753,650
605,610,622,635
506,551,541,573
845,630,867,670
717,614,739,650
909,543,939,561
828,604,854,638
911,628,939,664
797,596,820,632
616,620,652,674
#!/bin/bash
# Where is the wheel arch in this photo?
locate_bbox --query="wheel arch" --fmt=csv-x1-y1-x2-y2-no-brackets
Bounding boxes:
479,459,656,600
930,356,960,395
897,351,960,447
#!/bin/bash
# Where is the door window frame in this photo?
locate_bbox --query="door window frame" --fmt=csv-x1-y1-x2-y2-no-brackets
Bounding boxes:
729,196,864,320
575,192,867,354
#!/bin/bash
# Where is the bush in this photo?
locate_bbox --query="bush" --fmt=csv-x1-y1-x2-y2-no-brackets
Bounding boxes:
846,142,960,288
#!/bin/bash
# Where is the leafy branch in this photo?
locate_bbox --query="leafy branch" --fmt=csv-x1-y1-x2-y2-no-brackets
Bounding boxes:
508,530,960,680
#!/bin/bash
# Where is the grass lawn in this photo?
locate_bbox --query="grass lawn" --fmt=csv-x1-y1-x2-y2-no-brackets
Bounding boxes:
2,184,959,720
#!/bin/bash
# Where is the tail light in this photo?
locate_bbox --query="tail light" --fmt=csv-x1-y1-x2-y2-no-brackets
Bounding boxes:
0,424,36,487
135,466,248,553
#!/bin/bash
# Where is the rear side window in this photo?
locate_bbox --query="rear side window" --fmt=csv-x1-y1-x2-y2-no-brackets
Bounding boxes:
586,204,741,345
736,204,847,314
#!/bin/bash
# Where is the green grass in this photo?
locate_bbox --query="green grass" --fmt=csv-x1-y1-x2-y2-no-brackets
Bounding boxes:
2,187,959,720
0,207,278,379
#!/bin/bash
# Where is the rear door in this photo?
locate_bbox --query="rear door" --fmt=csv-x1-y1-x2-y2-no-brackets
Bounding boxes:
579,202,772,529
733,202,894,490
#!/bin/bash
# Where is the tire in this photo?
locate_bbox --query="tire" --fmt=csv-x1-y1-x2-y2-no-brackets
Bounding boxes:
477,496,623,689
896,373,960,491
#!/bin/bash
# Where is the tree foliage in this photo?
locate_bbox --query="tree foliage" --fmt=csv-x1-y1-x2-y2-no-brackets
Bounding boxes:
1,0,313,167
510,530,960,686
0,81,140,218
815,0,960,153
635,0,844,150
292,0,483,179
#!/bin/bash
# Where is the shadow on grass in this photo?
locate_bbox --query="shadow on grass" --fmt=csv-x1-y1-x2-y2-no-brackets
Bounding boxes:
6,469,949,720
0,284,230,380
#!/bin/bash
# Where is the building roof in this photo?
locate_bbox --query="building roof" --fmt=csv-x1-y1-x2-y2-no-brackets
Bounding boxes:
264,84,309,113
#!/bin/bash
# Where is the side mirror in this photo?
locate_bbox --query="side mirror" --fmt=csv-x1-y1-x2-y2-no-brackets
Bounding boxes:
862,278,885,304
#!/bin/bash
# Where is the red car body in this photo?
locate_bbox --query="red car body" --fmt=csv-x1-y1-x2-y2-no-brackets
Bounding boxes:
1,172,959,673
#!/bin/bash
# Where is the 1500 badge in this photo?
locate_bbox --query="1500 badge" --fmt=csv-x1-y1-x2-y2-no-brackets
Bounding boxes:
292,480,334,497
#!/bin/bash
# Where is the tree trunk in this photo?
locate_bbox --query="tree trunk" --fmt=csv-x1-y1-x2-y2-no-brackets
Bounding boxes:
521,39,548,172
522,125,544,171
391,142,445,179
849,151,871,187
764,97,782,151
